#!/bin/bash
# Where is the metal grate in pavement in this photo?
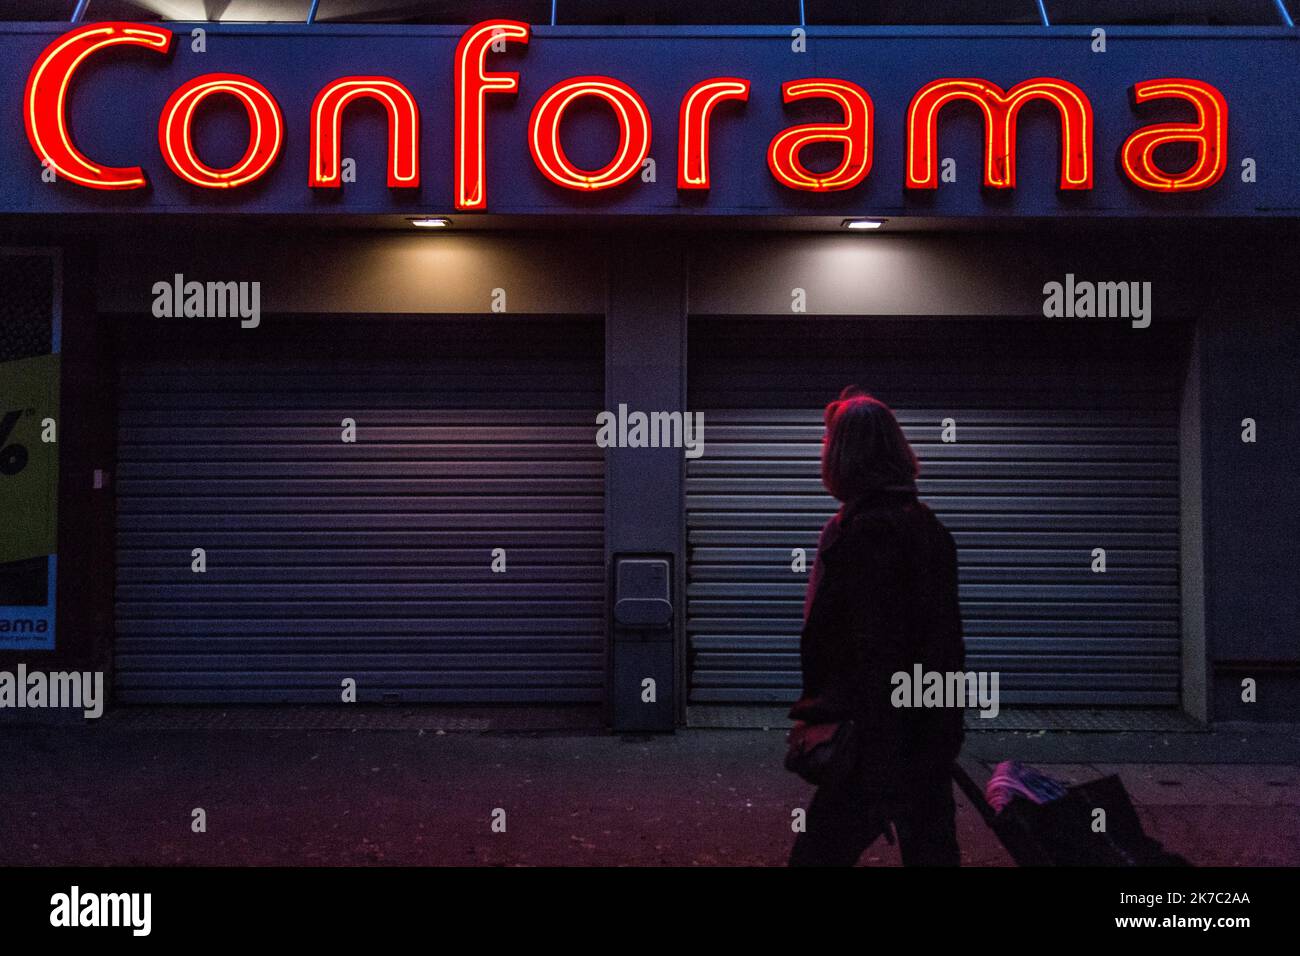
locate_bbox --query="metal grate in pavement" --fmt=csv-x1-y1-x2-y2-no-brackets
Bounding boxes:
99,705,1204,733
103,705,604,732
688,706,790,729
967,708,1204,733
687,706,1205,733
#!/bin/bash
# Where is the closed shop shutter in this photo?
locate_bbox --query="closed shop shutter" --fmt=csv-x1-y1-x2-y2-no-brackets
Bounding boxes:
687,318,1190,707
113,317,604,704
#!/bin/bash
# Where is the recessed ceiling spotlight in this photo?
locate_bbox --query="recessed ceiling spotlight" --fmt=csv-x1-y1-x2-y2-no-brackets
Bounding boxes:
409,217,451,228
842,218,885,230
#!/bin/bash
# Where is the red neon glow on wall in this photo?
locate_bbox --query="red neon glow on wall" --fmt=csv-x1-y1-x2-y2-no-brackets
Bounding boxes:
158,73,284,189
309,77,420,188
1120,78,1227,193
454,19,529,210
677,77,749,190
528,76,652,191
906,78,1094,190
23,22,172,190
767,79,873,192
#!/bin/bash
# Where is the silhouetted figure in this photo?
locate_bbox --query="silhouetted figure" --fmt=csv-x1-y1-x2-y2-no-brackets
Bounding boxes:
788,387,966,866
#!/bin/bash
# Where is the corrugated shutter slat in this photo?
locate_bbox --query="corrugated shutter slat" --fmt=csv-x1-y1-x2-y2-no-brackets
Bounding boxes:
114,319,604,704
686,318,1188,707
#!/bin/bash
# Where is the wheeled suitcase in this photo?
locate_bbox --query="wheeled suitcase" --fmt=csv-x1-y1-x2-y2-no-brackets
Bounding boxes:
952,761,1191,866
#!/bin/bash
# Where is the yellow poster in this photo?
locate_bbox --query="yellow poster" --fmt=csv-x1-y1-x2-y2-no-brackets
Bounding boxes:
0,353,60,563
0,349,58,650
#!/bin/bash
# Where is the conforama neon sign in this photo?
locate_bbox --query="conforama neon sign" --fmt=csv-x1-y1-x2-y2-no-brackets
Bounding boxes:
24,20,1229,204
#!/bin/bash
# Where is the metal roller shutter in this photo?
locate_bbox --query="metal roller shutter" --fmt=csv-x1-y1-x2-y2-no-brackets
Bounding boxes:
113,317,604,704
687,318,1190,707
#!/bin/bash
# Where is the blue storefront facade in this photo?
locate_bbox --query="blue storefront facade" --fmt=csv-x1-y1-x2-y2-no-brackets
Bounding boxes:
0,3,1297,728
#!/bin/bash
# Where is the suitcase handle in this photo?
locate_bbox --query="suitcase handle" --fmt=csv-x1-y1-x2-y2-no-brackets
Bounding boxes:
951,761,998,826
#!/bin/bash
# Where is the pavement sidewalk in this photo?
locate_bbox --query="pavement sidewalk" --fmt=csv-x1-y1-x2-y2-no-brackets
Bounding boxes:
0,724,1296,866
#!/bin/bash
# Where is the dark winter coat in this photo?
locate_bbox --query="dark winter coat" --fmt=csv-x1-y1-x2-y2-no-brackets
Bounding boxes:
790,484,966,797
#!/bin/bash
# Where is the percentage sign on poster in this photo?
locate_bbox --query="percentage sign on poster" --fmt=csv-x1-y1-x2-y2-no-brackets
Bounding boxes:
0,409,30,475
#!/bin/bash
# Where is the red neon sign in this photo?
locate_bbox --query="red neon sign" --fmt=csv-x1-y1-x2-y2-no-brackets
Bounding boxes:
677,77,750,190
310,77,420,188
24,21,171,190
1120,78,1227,192
20,21,1235,208
528,76,652,191
906,78,1094,190
159,73,284,189
454,19,529,210
767,79,873,192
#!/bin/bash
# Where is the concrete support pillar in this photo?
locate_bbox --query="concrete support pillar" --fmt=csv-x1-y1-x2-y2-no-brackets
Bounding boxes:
604,234,688,731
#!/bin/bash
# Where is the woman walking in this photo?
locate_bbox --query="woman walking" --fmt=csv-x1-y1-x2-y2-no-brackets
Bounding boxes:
788,387,966,866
